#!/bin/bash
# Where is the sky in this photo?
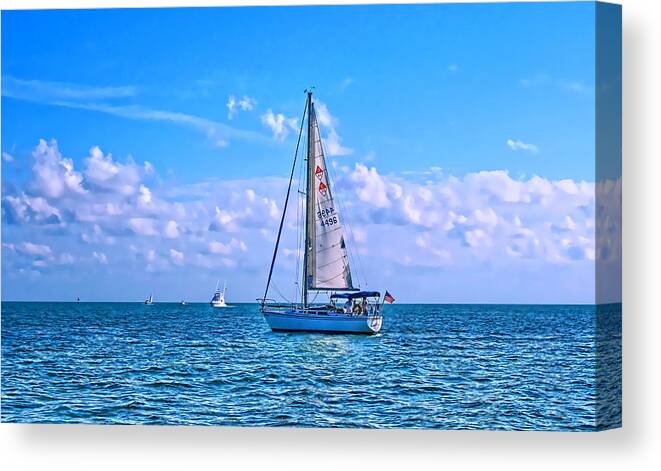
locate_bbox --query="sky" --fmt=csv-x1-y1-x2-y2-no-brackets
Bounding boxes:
1,3,613,303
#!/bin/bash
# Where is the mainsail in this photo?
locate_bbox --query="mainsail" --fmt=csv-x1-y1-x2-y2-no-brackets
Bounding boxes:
305,102,354,291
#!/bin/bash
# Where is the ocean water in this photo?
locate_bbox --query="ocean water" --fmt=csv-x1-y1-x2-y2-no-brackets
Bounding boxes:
1,302,621,430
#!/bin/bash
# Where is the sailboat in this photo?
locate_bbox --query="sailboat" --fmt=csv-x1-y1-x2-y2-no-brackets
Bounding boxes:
210,280,228,308
144,294,154,305
259,90,384,334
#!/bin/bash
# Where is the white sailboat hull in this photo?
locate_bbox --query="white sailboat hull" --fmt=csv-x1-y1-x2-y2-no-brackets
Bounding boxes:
262,309,382,334
211,301,228,308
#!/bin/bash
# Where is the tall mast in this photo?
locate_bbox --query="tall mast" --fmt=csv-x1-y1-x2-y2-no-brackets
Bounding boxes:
302,90,313,307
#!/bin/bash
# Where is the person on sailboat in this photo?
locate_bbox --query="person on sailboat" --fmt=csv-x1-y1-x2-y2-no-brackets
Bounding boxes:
352,302,361,315
344,298,352,314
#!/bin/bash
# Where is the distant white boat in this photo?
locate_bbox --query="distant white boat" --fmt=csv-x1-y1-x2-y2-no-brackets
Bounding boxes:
180,300,187,305
144,294,154,305
210,281,228,308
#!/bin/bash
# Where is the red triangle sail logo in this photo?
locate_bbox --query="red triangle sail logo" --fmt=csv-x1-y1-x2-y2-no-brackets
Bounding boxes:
318,181,327,191
315,165,324,181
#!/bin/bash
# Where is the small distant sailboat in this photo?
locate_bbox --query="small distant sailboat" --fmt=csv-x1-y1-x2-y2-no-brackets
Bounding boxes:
144,294,154,305
210,281,228,308
259,90,386,334
180,300,187,305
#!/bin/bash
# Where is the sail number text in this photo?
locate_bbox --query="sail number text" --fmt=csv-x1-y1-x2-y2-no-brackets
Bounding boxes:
317,207,338,228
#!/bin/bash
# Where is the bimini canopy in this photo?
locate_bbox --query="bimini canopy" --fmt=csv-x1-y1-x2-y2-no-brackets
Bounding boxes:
330,291,381,300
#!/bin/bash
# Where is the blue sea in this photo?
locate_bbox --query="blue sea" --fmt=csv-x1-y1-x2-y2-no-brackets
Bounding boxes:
0,302,621,430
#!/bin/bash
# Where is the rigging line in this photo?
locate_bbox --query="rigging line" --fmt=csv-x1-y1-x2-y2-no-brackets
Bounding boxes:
296,198,305,303
271,280,293,304
261,98,308,305
294,143,303,303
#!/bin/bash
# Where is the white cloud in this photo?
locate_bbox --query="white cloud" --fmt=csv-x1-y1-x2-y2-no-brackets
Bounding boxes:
128,218,159,236
282,248,302,258
431,248,452,264
261,109,298,141
67,102,265,147
208,241,232,255
2,152,14,162
2,193,62,225
3,76,136,100
3,77,265,148
214,138,229,149
506,139,539,154
227,95,257,119
473,208,499,227
325,129,352,157
80,224,115,245
146,249,156,262
340,163,596,265
209,207,238,232
1,138,603,300
143,161,155,174
137,185,152,207
84,146,142,196
221,258,237,268
465,229,491,248
31,139,85,198
164,220,180,239
226,95,236,118
314,101,334,128
239,96,256,111
351,227,367,244
208,238,247,255
415,234,428,248
349,163,393,208
92,251,108,264
314,101,352,156
18,242,52,257
169,249,184,265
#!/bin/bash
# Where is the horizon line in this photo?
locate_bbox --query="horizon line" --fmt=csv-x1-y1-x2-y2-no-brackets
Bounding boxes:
0,300,618,306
